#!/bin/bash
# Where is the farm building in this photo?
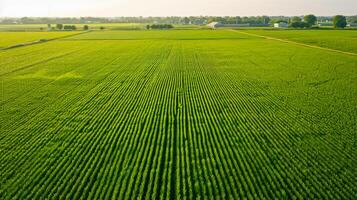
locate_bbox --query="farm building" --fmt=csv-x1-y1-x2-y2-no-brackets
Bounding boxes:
274,22,288,28
207,22,265,29
207,22,222,29
347,23,357,27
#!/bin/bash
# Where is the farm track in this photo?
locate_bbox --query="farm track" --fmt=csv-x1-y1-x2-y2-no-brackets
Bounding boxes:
1,30,356,199
0,31,89,51
231,30,357,56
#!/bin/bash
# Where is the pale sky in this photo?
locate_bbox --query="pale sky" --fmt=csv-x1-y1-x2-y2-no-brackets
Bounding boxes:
0,0,356,17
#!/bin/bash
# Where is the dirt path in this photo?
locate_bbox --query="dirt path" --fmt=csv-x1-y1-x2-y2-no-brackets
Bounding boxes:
0,31,90,51
230,29,357,57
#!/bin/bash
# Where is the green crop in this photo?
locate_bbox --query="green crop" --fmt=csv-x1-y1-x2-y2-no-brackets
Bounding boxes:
0,32,81,49
241,29,357,54
0,29,356,199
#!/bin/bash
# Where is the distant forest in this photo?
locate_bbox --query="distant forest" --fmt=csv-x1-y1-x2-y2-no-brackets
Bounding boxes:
1,16,357,25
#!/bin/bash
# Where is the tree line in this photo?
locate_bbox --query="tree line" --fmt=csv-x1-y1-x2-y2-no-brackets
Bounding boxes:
287,15,349,28
1,16,356,25
49,24,103,31
146,24,174,30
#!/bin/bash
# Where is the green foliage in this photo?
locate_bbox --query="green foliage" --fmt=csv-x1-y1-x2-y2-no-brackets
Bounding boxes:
83,25,89,30
291,16,302,23
148,24,174,29
290,21,309,28
304,14,317,26
56,24,63,30
0,30,356,199
333,15,347,28
274,19,288,24
347,16,357,23
241,29,357,54
63,25,77,30
0,32,80,49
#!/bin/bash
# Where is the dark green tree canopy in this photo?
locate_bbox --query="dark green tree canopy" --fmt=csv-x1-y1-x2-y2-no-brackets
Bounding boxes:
290,21,309,28
56,24,63,30
291,16,302,23
333,15,347,28
304,14,317,27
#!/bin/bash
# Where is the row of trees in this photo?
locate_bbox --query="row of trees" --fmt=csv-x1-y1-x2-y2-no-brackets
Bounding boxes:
2,16,356,25
146,24,174,29
287,15,348,28
53,24,77,30
288,15,317,28
50,24,102,31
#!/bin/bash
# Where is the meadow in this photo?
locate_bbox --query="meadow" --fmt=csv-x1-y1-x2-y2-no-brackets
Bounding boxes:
0,29,356,199
0,23,144,31
240,29,357,54
0,23,200,32
0,31,81,49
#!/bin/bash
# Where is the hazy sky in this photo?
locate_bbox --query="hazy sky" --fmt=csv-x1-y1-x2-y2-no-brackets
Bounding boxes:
0,0,356,17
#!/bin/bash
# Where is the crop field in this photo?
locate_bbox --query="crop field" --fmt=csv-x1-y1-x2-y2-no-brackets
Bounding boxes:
240,29,357,54
67,30,250,40
0,32,81,49
0,24,47,31
0,30,356,199
0,23,154,31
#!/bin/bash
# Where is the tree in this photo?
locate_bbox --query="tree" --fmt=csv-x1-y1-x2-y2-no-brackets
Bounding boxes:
83,25,89,30
183,17,190,24
262,16,270,24
146,25,150,30
56,24,63,30
333,15,347,28
64,25,76,30
149,24,173,30
290,21,309,28
304,14,317,27
274,20,288,24
291,16,302,23
100,26,105,30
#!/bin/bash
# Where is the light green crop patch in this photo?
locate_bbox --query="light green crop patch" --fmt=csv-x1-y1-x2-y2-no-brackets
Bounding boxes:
14,70,82,80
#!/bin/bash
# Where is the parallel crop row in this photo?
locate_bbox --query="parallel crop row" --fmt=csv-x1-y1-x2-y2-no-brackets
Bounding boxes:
1,31,356,199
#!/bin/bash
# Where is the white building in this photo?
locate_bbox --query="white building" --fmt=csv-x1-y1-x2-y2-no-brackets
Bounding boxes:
274,22,288,28
207,22,222,29
207,22,254,29
347,23,357,27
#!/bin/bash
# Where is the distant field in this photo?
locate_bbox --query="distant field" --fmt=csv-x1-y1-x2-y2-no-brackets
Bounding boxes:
0,24,47,31
67,30,252,40
0,23,201,31
0,32,81,49
241,29,357,54
1,30,356,199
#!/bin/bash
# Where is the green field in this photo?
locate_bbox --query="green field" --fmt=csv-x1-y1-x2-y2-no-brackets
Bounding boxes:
67,30,249,40
240,29,357,54
0,31,81,49
0,29,356,199
0,23,144,31
0,24,47,31
0,23,201,31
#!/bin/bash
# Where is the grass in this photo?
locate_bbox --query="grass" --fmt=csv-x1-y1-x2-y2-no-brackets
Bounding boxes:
0,29,356,199
0,23,203,31
240,29,357,53
67,30,253,40
0,24,48,31
0,31,82,49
